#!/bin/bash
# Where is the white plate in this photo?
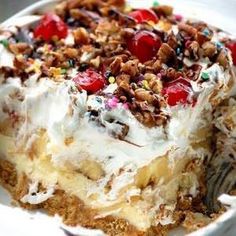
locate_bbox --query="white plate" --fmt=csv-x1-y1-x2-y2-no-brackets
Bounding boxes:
1,0,236,235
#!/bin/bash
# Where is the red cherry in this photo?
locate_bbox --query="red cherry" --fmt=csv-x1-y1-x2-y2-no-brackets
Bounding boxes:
129,9,159,24
34,13,68,41
162,78,194,106
73,69,106,94
127,30,162,63
226,41,236,66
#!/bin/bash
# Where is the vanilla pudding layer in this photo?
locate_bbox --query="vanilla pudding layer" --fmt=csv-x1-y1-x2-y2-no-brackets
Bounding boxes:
0,56,234,230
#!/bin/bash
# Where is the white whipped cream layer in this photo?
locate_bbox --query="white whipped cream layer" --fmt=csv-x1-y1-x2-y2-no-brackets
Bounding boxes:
0,36,234,204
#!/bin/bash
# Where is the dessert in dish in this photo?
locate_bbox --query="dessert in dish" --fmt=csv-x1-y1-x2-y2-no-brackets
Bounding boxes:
0,0,236,235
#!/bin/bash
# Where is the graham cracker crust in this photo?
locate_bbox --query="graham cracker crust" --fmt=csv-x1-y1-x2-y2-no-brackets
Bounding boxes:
0,159,205,236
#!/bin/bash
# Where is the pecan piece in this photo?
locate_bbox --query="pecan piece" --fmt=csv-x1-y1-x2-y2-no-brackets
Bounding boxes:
116,73,130,86
157,43,176,65
73,27,90,45
135,89,154,104
178,23,197,37
186,41,200,60
153,5,173,16
202,42,217,58
167,33,178,50
121,60,139,77
9,43,32,55
64,48,78,59
149,79,163,94
110,57,122,75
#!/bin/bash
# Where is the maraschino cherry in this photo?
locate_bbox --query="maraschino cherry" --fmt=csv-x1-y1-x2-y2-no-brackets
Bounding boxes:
73,69,106,94
34,13,68,41
129,9,159,24
162,78,194,106
127,30,162,63
226,41,236,66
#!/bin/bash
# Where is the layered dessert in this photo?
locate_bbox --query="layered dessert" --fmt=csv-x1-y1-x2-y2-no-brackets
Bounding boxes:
0,0,236,235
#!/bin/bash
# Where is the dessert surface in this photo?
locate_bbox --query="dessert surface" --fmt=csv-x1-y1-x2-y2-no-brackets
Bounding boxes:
0,0,236,235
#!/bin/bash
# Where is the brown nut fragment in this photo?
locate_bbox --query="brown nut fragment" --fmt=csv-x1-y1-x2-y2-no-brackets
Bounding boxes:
149,79,163,94
135,89,154,104
110,57,123,75
167,33,178,50
195,32,211,46
153,5,173,16
121,60,139,77
144,73,156,82
90,56,101,68
63,48,78,59
216,50,230,69
67,0,80,9
116,73,130,86
157,43,176,64
73,27,90,45
55,1,68,18
188,41,200,60
121,28,135,39
9,43,32,55
107,0,125,8
119,81,130,93
202,42,217,58
14,55,28,70
178,23,197,37
152,59,162,73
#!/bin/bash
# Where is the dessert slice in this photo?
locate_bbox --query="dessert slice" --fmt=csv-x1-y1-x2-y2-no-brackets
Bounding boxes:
0,0,236,235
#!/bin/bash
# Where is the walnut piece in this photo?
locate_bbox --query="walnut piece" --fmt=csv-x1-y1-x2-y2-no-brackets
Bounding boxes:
157,43,176,64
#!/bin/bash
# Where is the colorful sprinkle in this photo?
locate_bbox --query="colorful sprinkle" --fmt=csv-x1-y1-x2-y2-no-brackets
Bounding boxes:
216,41,223,49
106,97,119,109
174,14,183,22
153,1,159,7
142,80,150,90
203,28,210,36
176,47,181,55
201,72,210,81
0,39,9,48
108,76,116,84
61,68,67,74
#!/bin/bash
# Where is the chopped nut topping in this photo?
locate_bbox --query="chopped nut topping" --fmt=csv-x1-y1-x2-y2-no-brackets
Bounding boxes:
1,0,233,128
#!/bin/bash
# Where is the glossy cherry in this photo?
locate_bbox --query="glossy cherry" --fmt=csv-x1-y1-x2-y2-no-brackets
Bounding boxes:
127,30,162,63
34,13,68,41
226,41,236,66
129,9,159,24
73,69,106,94
162,78,194,106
